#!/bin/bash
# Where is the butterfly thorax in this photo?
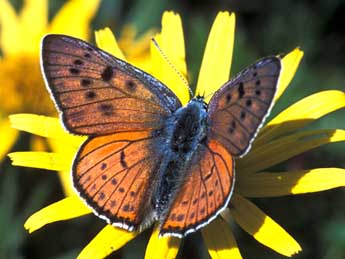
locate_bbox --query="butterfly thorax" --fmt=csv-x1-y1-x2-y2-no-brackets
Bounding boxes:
154,98,208,217
168,98,208,153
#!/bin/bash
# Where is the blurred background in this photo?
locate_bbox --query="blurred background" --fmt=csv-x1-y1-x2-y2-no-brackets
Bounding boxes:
1,0,345,258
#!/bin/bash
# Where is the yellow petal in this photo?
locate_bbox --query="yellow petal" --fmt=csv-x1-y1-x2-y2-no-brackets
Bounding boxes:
256,90,345,146
0,117,18,160
145,225,181,259
8,151,71,171
119,25,155,71
195,12,235,103
48,137,79,160
230,194,301,257
77,225,137,259
47,138,78,196
150,11,189,105
202,217,242,259
274,48,304,102
95,27,126,60
238,129,345,175
0,0,21,55
30,136,48,152
49,0,100,40
57,170,76,197
119,25,155,58
237,168,345,197
24,196,91,233
9,114,85,148
20,0,47,54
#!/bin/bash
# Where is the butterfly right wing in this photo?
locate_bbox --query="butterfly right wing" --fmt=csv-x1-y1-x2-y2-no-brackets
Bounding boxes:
160,57,281,236
207,57,281,157
73,130,162,230
41,34,181,135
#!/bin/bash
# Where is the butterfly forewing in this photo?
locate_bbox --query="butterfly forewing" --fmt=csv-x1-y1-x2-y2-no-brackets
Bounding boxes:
208,57,281,157
41,34,181,135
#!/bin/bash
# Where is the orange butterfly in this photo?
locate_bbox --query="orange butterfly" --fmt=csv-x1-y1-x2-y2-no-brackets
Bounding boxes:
41,35,281,237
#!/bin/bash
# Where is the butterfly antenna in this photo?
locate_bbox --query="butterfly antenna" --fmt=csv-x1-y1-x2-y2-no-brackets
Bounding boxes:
151,38,193,97
203,89,217,101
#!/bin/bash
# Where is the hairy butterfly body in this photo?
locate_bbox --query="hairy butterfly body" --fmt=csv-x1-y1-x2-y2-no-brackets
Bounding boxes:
41,34,281,237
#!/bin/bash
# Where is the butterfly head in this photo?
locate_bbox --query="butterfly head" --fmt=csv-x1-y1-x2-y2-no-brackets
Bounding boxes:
192,94,208,111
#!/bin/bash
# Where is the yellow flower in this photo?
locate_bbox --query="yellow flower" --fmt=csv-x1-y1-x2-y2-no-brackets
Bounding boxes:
9,11,345,259
0,0,101,160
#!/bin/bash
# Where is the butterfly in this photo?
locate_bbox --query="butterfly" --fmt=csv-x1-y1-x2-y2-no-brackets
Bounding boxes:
41,34,281,237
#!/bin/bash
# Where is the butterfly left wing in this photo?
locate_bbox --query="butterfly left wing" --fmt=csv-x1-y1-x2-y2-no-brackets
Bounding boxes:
73,130,162,230
160,139,234,237
207,57,281,157
41,34,181,135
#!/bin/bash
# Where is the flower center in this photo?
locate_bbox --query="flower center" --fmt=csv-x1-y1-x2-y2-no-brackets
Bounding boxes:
0,55,57,116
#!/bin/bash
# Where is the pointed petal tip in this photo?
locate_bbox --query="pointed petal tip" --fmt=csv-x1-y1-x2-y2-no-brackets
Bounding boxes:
22,197,92,234
145,226,181,259
274,47,304,102
95,27,125,60
77,225,138,259
231,195,302,257
196,10,236,102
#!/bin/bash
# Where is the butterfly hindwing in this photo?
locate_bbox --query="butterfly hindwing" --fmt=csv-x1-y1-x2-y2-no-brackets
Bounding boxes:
208,57,281,157
73,130,161,230
160,139,234,237
41,34,181,135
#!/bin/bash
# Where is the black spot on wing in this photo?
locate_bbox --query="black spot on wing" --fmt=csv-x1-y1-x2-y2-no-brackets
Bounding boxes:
101,66,114,81
85,91,96,100
240,111,246,120
125,80,136,91
110,200,116,208
120,151,128,168
226,93,232,103
176,214,185,222
99,192,105,200
101,163,107,170
123,204,130,212
69,68,80,75
81,79,92,87
73,59,83,65
98,103,114,116
238,82,245,98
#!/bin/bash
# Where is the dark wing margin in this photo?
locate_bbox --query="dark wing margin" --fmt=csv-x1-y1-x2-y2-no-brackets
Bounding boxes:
207,57,281,157
41,34,181,135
